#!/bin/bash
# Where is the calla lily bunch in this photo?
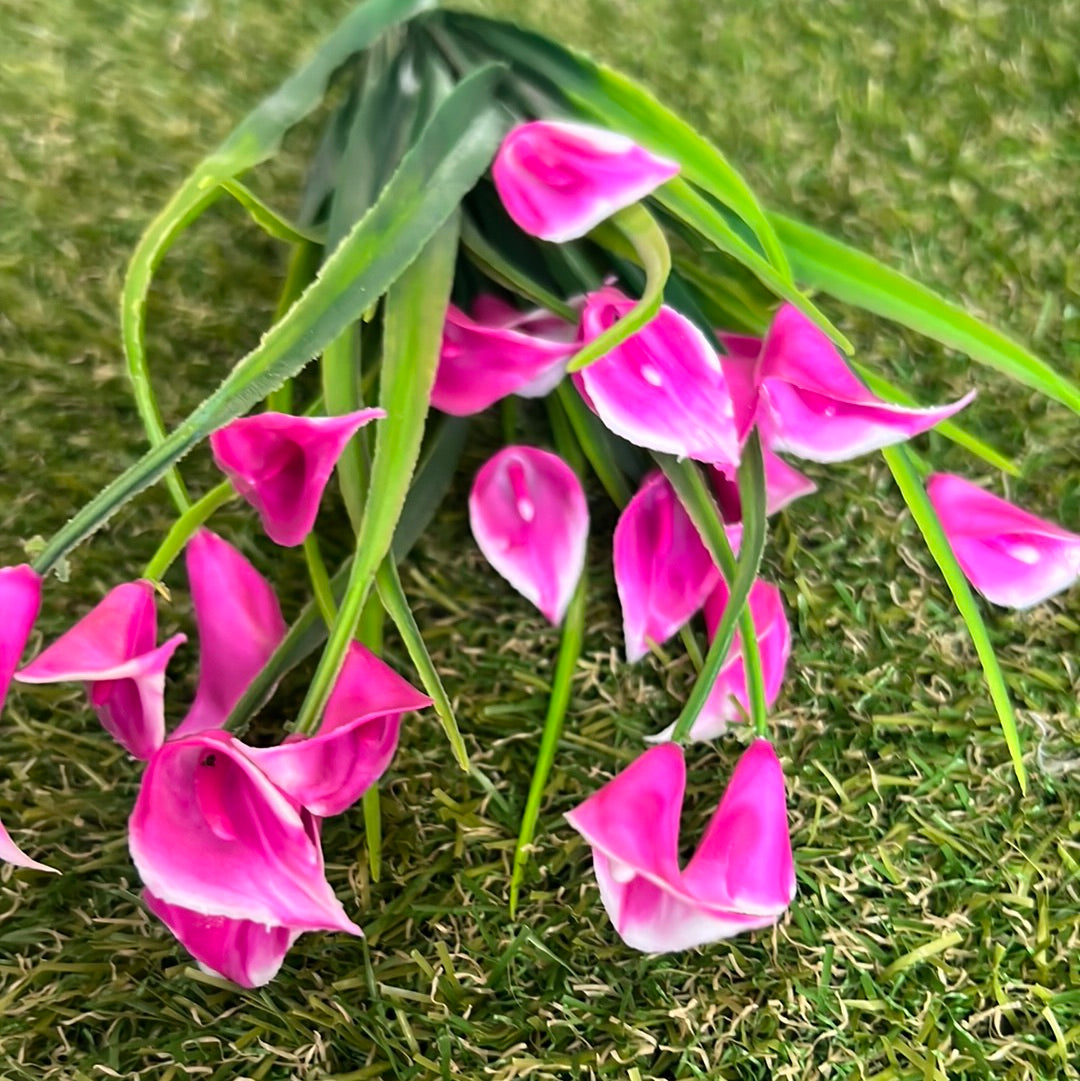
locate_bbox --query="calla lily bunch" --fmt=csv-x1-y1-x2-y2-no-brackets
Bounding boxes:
2,0,1077,986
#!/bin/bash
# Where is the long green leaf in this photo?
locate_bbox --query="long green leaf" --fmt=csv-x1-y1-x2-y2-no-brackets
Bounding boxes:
772,212,1080,414
33,65,505,576
882,445,1027,793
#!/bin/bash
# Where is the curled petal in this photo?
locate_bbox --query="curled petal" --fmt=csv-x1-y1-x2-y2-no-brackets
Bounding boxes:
245,642,430,817
614,472,722,662
756,304,974,462
493,120,679,242
927,473,1080,608
173,530,287,738
469,446,588,625
0,818,58,874
431,299,577,416
210,410,385,547
17,582,184,759
577,288,742,466
711,450,816,522
129,731,361,934
144,890,300,988
566,741,795,952
0,564,41,714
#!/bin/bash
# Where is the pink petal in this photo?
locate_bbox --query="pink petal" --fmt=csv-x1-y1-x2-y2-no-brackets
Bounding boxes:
173,530,287,738
469,446,588,625
927,473,1080,608
492,120,679,243
0,818,58,874
614,472,722,662
756,304,974,462
144,890,300,988
0,564,41,714
431,300,577,416
17,582,184,759
245,642,430,817
711,450,817,522
129,731,361,934
576,288,742,466
210,410,385,547
716,333,764,444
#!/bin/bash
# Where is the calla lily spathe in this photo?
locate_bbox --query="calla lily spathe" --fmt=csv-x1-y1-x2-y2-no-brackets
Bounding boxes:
210,409,384,547
469,446,588,625
17,581,185,760
927,473,1080,608
576,287,743,467
566,740,796,952
431,296,577,416
492,120,679,242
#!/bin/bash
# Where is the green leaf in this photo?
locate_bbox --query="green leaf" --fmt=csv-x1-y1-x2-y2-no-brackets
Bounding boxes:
220,179,325,245
882,445,1027,793
33,64,506,576
772,212,1080,414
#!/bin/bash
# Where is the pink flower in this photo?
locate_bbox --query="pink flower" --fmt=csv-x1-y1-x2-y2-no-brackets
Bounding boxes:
492,120,679,242
17,581,185,760
614,472,742,662
210,409,384,547
565,740,796,952
711,449,816,521
576,287,743,467
469,446,588,625
649,578,791,742
741,305,974,463
927,473,1080,608
173,529,286,738
431,296,577,416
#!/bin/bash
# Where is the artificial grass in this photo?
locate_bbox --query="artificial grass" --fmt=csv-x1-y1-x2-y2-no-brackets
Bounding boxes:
1,0,1078,1078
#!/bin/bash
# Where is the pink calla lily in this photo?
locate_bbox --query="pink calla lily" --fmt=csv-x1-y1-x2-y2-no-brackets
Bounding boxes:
210,409,385,547
129,729,361,934
173,529,287,738
17,581,185,760
0,819,58,875
431,297,577,416
469,446,588,625
615,471,741,662
492,120,679,242
246,642,430,817
649,578,791,742
748,305,974,462
711,450,816,522
927,473,1080,608
565,740,796,952
576,287,742,467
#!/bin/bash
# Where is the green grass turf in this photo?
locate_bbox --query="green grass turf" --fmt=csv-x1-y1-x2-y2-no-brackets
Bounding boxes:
2,0,1079,1077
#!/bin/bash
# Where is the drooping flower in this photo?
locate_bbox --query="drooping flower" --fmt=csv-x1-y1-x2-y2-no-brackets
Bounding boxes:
565,740,796,952
1,564,41,717
492,120,679,243
0,819,57,874
17,581,186,760
614,471,741,662
431,296,577,416
649,578,791,742
927,473,1080,608
469,446,588,625
210,409,384,547
744,305,974,462
245,641,431,817
576,287,742,467
711,449,816,522
172,529,286,739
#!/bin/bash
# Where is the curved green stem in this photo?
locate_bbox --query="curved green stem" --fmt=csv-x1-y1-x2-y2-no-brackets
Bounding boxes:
142,482,236,583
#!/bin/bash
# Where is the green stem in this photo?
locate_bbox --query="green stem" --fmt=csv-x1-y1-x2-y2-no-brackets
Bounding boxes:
142,481,235,582
267,240,322,413
321,324,369,531
303,534,337,628
554,384,632,508
508,578,586,917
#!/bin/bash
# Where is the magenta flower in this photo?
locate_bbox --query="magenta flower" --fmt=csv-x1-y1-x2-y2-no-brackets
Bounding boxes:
210,409,385,547
565,740,796,952
173,529,286,738
17,581,185,760
615,471,742,662
246,641,430,817
746,305,974,462
650,578,791,742
711,449,816,522
927,473,1080,608
492,120,679,242
469,446,588,625
576,287,742,467
431,296,577,417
